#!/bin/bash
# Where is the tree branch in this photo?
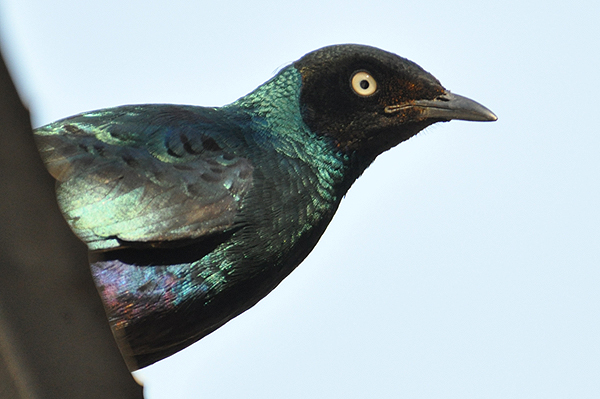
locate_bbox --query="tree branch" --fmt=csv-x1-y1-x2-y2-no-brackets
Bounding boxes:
0,42,144,399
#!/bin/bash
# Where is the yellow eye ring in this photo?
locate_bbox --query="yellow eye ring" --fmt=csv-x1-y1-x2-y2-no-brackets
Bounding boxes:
351,71,377,96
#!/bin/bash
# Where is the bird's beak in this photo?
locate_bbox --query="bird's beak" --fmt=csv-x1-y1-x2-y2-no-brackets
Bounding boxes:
385,91,498,122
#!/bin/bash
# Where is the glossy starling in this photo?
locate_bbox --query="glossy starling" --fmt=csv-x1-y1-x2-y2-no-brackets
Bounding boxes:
34,44,497,369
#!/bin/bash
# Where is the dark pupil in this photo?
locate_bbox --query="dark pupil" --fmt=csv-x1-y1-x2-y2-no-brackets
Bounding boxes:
359,80,370,90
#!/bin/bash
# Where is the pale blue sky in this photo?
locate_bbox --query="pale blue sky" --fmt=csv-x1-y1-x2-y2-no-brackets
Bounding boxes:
1,1,599,398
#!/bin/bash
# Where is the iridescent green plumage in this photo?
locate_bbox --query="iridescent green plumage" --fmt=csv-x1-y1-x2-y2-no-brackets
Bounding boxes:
35,44,496,369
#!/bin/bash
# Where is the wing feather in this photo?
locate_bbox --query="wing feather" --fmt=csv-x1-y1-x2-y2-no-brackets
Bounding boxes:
35,105,253,251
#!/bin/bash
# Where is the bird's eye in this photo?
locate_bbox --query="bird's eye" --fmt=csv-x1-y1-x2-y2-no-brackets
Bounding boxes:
351,71,377,97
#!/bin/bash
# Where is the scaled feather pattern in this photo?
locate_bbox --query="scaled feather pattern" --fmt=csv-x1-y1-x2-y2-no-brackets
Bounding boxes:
35,44,496,369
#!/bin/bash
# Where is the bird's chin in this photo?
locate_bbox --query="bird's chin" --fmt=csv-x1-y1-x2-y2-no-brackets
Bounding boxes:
353,120,437,162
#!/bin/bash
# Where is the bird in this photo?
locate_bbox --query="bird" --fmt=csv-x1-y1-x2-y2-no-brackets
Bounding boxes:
34,44,496,370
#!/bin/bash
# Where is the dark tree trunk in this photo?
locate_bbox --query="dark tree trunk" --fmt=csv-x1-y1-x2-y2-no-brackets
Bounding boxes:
0,43,144,399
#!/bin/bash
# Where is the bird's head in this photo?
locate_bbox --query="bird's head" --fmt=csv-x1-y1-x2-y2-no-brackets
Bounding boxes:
294,44,496,161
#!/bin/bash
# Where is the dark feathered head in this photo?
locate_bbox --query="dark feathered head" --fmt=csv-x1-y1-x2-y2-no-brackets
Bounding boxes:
294,44,496,160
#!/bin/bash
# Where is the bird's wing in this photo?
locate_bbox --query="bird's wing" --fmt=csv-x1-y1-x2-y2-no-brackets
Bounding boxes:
35,105,253,251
